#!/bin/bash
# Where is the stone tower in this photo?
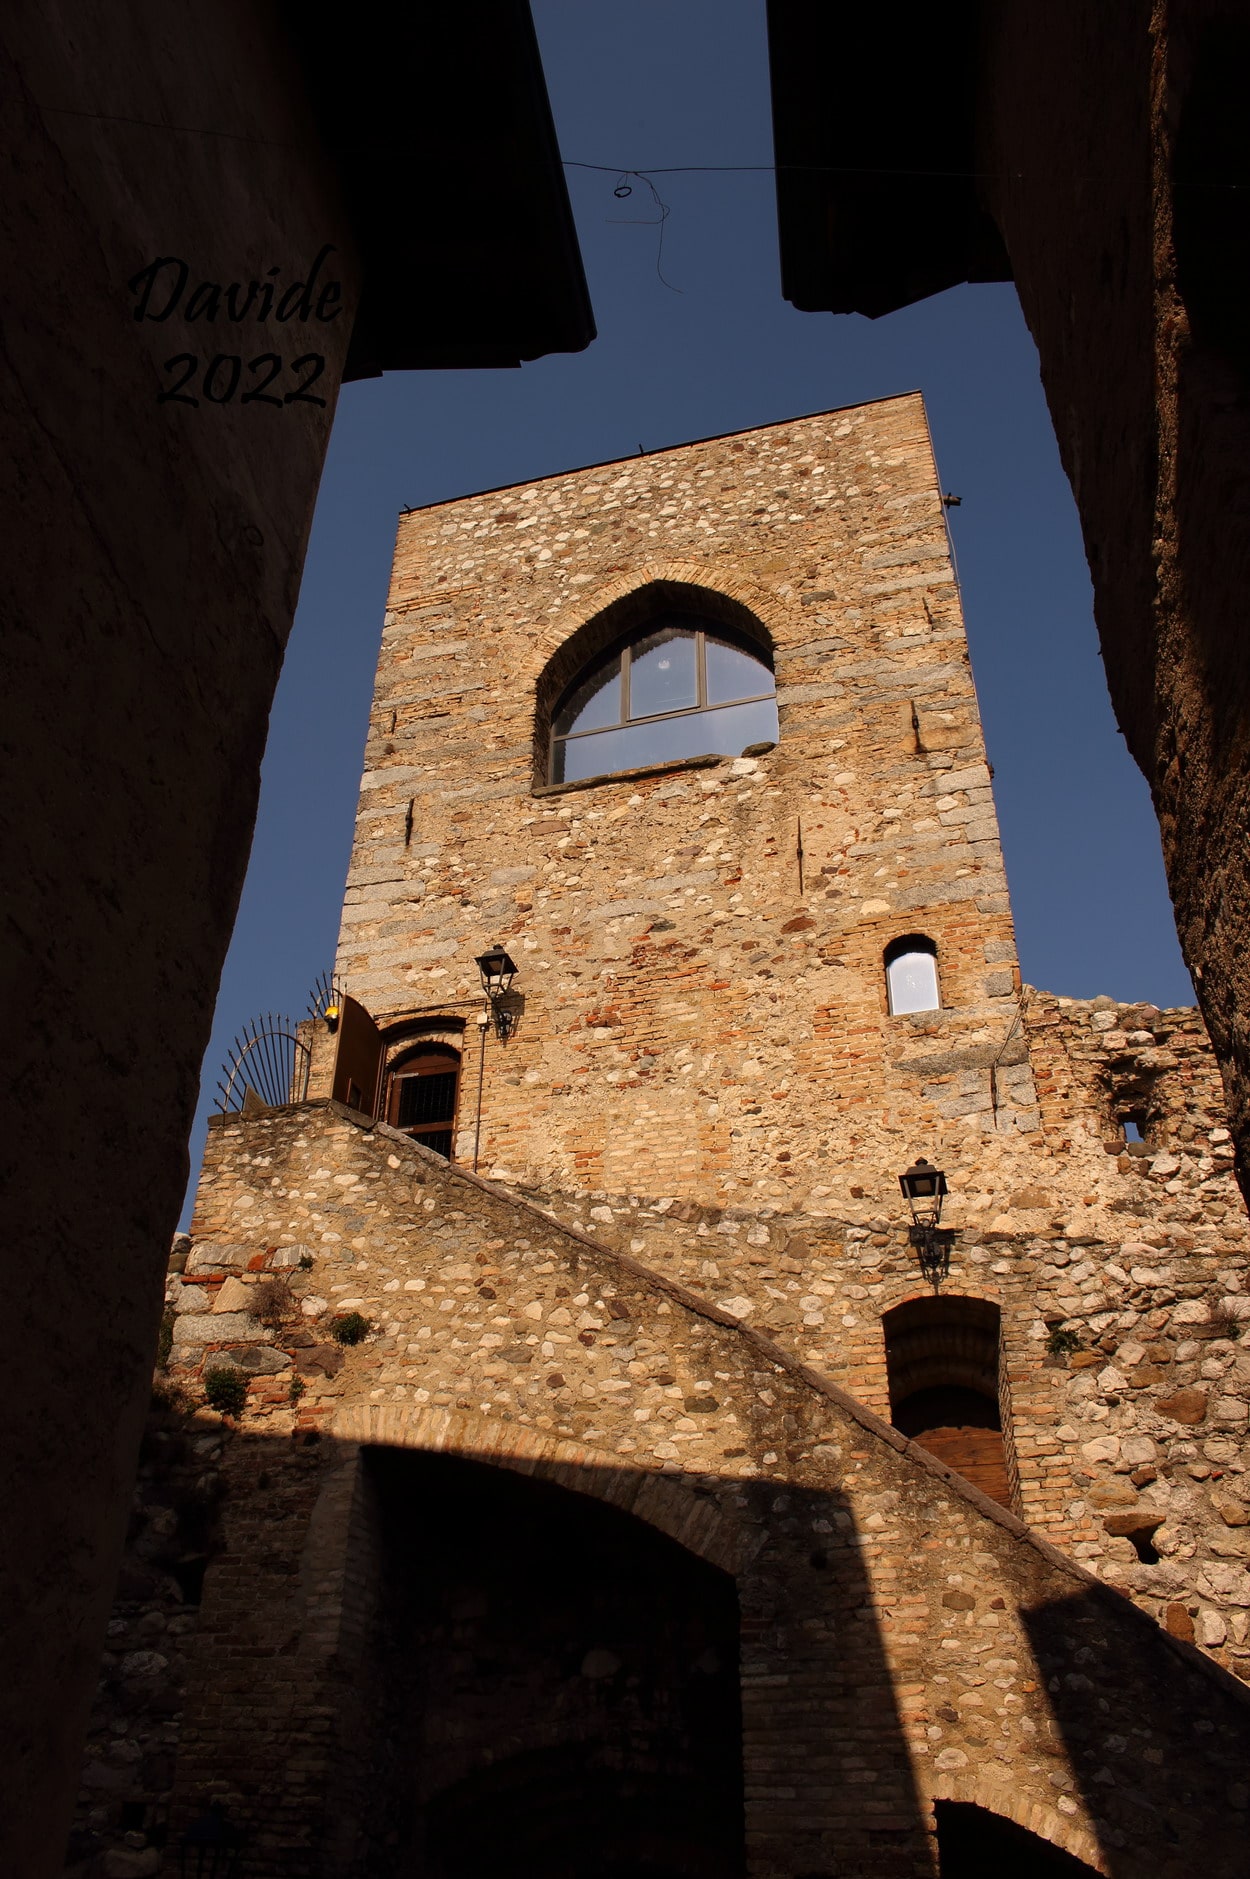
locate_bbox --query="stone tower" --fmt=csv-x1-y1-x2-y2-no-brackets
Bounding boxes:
333,394,1038,1209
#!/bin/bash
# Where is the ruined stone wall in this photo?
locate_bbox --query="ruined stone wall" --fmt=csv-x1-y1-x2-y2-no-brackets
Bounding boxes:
102,1102,1250,1877
335,397,1040,1203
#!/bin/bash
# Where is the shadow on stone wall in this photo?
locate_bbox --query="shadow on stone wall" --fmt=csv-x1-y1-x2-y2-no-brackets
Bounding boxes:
159,1428,947,1878
1022,1589,1250,1877
339,1447,748,1878
71,1399,1250,1879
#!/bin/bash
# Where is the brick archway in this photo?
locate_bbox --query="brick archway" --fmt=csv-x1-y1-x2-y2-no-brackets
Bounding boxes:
332,1401,754,1573
927,1772,1109,1874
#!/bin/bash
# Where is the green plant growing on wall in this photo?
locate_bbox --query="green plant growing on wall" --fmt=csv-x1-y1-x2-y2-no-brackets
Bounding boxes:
297,1253,314,1270
289,1373,306,1405
329,1311,371,1346
204,1365,249,1417
1046,1325,1081,1357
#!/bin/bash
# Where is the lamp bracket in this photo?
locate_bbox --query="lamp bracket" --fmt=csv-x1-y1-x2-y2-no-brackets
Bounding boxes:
909,1224,957,1293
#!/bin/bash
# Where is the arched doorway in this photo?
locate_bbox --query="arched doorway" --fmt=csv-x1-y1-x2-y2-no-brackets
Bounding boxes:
882,1297,1013,1507
344,1447,746,1878
935,1801,1102,1875
385,1042,461,1159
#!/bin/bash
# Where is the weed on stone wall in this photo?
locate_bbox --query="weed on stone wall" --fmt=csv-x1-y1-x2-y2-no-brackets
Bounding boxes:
203,1366,248,1416
329,1310,371,1346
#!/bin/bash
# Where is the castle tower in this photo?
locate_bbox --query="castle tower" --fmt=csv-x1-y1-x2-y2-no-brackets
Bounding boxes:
333,395,1039,1211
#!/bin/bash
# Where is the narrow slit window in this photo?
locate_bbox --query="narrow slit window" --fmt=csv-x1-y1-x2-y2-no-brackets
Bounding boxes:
884,934,940,1015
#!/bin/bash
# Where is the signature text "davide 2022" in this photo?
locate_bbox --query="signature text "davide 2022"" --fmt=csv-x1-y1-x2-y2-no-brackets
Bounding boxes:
128,244,342,409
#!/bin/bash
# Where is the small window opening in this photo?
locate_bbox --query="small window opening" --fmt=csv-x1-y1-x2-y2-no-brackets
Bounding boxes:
1117,1107,1153,1151
171,1553,209,1606
884,933,940,1015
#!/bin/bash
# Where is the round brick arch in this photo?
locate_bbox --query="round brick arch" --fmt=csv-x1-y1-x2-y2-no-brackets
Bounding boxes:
332,1400,754,1574
925,1769,1109,1874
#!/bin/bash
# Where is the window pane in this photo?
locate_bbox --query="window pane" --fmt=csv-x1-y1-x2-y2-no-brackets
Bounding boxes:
627,628,698,719
397,1070,458,1128
554,697,779,784
554,653,622,736
887,950,940,1015
413,1128,453,1160
705,635,773,705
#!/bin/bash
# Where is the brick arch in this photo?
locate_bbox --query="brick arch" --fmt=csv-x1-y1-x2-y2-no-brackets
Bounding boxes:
875,1276,1007,1318
332,1401,753,1573
925,1769,1110,1875
529,557,792,683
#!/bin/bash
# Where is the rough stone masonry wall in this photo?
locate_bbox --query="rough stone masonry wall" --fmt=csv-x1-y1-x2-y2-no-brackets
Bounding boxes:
317,398,1250,1669
335,396,1043,1204
130,1102,1250,1878
518,989,1250,1671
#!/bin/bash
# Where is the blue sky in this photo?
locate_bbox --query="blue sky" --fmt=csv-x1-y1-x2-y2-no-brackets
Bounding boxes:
182,1,1189,1218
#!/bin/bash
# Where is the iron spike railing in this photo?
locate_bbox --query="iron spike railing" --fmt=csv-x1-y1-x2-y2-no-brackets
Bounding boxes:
215,1013,311,1114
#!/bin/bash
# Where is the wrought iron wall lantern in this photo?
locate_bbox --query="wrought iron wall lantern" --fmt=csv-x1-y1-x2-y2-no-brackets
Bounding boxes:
475,944,520,1042
178,1801,244,1879
899,1156,956,1292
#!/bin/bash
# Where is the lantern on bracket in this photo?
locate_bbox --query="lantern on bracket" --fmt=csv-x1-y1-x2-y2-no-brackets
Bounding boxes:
475,944,520,1042
898,1156,956,1292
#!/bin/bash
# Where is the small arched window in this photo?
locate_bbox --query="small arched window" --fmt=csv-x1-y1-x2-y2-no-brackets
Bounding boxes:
884,934,940,1014
385,1043,461,1159
550,616,777,785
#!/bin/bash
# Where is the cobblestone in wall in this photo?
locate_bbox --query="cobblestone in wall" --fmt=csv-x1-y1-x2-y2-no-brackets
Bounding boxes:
76,403,1250,1870
142,1102,1250,1876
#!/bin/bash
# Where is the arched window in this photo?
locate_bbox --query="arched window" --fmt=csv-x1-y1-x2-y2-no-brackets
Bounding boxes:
385,1042,461,1159
550,615,777,785
882,1296,1013,1507
884,933,940,1014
